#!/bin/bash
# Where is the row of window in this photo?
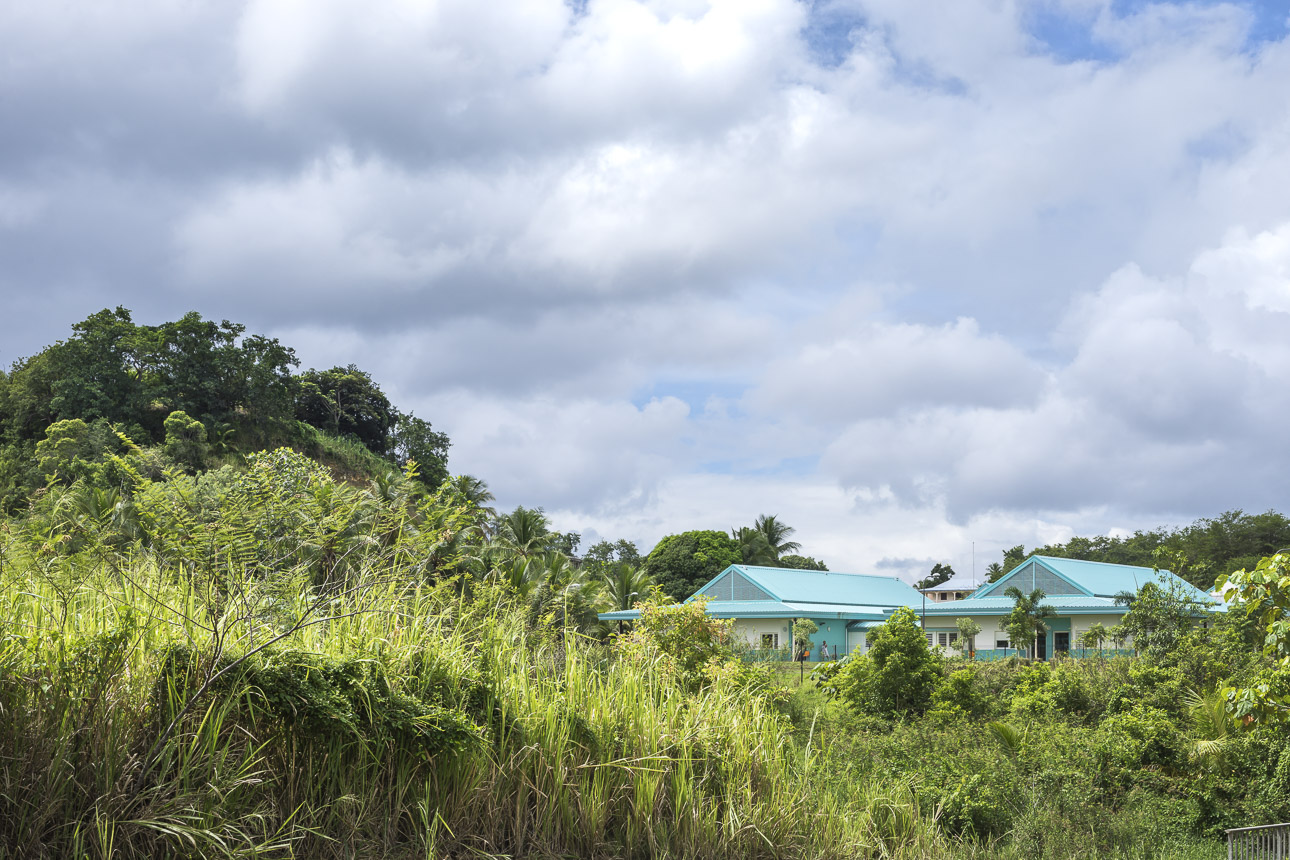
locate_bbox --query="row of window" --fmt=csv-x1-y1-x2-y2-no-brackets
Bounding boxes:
925,632,1013,649
754,632,1020,652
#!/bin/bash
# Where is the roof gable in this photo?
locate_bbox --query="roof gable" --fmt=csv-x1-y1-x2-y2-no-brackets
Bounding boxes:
974,558,1089,598
973,555,1214,603
696,569,777,602
689,564,922,607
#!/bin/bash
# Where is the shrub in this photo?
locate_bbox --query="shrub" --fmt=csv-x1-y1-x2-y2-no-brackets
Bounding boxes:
839,607,941,718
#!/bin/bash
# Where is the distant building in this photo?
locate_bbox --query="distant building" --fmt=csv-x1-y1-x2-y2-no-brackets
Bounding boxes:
598,564,923,659
597,555,1223,661
919,575,980,603
919,556,1221,659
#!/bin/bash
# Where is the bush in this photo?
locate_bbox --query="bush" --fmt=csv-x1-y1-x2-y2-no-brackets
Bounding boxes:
838,607,941,718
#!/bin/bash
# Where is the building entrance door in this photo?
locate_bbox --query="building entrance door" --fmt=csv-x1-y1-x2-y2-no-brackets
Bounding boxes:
1036,634,1047,661
1054,631,1070,655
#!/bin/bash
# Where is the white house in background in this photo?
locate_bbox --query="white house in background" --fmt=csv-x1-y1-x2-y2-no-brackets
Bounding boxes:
919,575,981,603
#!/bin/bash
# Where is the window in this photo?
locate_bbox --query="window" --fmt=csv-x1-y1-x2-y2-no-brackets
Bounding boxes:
761,633,779,649
936,632,960,648
925,633,934,646
996,639,1009,649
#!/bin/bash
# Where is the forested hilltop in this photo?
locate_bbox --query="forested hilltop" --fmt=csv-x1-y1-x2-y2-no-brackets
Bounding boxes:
0,307,449,512
10,311,1290,859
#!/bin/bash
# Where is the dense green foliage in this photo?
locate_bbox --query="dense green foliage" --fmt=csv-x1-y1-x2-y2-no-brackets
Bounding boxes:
914,561,955,589
641,529,742,601
0,308,452,510
13,312,1290,858
803,597,1279,859
779,553,829,570
1007,509,1290,589
0,441,980,860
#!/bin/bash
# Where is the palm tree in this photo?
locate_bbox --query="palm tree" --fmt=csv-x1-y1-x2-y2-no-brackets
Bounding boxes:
1003,586,1057,659
601,562,654,613
985,562,1004,582
494,506,551,560
1080,622,1108,658
753,514,801,560
442,474,497,534
731,526,777,566
444,474,495,510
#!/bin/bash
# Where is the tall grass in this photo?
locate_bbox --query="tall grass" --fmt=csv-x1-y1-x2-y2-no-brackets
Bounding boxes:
0,539,957,859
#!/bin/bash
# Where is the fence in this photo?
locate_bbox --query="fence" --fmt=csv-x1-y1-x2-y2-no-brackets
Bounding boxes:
1228,823,1290,858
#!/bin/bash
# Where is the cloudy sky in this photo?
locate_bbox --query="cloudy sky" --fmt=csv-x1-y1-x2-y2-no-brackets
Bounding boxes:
2,0,1290,580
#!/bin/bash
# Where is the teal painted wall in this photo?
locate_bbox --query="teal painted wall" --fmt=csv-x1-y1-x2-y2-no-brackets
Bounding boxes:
808,619,847,660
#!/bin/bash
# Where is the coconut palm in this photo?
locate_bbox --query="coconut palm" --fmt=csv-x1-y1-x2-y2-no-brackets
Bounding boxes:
731,526,777,566
753,514,801,560
494,506,552,560
601,562,654,613
443,474,496,515
1003,586,1057,659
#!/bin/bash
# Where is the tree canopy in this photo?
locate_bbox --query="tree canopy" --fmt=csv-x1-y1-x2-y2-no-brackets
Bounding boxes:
0,308,452,509
642,530,742,602
915,562,956,590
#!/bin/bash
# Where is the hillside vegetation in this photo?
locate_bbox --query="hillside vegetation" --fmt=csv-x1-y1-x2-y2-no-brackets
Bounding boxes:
7,310,1290,859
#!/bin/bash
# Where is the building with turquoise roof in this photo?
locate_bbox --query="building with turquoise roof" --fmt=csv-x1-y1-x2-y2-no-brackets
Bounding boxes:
598,564,924,659
919,554,1222,659
597,555,1223,661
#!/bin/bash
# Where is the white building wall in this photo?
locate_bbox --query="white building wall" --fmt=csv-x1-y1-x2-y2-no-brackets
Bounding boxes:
731,619,793,650
927,613,1129,653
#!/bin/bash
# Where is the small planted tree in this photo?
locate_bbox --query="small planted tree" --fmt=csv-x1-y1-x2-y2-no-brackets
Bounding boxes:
838,606,940,718
954,617,982,659
1004,586,1056,659
1080,622,1108,658
793,618,819,660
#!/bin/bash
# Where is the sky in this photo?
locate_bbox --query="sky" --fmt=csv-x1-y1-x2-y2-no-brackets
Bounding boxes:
2,0,1290,582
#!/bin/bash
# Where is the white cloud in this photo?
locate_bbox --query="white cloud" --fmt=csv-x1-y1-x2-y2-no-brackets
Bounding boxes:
5,0,1290,575
750,316,1045,423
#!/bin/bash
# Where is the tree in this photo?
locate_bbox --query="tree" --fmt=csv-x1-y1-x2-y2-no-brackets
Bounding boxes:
162,410,211,472
779,554,828,571
985,562,1005,582
1002,546,1027,574
582,539,643,579
641,530,742,602
1080,622,1108,657
1118,580,1207,661
600,562,654,613
295,365,396,455
792,618,818,658
954,617,982,658
752,514,801,560
1216,552,1290,723
730,526,776,566
494,506,555,560
388,412,450,488
840,606,940,717
1003,586,1056,659
915,562,955,590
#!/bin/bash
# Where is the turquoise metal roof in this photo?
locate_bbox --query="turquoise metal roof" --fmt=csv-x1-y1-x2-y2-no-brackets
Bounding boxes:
1029,556,1214,602
695,565,923,607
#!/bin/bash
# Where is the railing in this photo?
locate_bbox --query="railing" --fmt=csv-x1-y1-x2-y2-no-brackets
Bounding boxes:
1228,823,1290,858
